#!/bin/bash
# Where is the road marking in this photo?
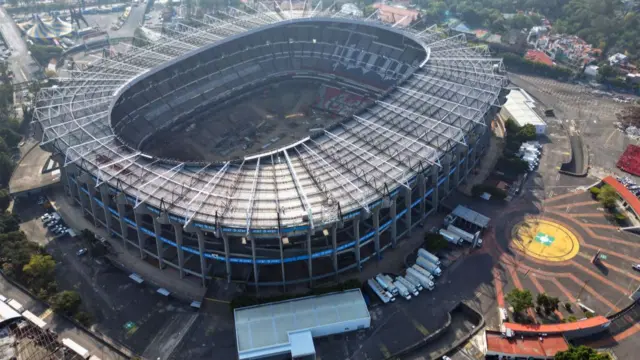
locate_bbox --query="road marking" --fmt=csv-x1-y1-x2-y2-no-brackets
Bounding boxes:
412,319,430,336
39,308,53,320
205,297,230,304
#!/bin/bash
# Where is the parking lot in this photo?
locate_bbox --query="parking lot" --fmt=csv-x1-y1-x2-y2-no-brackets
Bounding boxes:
14,196,201,359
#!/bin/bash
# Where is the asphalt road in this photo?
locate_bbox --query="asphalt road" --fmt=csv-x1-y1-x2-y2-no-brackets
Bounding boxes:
0,6,39,83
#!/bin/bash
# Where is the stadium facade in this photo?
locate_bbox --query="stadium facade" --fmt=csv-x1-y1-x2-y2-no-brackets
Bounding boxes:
34,6,509,288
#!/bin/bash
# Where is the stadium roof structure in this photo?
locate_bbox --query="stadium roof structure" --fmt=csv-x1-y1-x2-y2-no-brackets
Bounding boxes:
35,4,508,234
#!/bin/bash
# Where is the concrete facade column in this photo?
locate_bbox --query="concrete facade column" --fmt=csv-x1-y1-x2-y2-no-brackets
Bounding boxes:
443,155,452,195
173,224,185,278
195,230,207,287
152,217,165,270
404,187,412,233
221,232,232,282
279,235,286,290
454,146,464,187
250,236,259,290
99,185,113,235
431,165,439,211
115,195,129,250
353,219,361,271
133,211,147,259
306,232,313,287
390,198,397,247
373,208,380,259
86,186,99,228
331,225,338,275
418,173,426,219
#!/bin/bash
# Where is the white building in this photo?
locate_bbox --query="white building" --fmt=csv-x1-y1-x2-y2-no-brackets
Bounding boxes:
584,64,599,78
500,88,547,135
234,289,371,360
609,53,629,66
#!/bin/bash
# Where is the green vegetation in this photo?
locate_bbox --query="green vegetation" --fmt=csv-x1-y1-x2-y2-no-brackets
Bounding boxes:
565,315,578,323
564,302,573,312
471,184,507,199
505,288,534,314
596,184,619,209
535,292,560,316
230,279,361,310
74,311,94,327
589,186,601,197
50,290,82,315
555,345,611,360
424,0,640,63
424,232,449,253
500,52,575,79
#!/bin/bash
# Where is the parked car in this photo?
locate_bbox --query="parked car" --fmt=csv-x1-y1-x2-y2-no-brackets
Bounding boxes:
76,248,88,256
633,264,640,272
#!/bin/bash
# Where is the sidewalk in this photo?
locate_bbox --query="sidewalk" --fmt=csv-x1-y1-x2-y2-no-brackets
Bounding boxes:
49,191,206,301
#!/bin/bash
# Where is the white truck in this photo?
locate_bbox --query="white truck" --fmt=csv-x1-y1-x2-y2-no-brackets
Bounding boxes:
393,280,412,300
396,276,420,296
411,264,434,280
399,275,423,292
447,224,483,247
375,274,399,296
439,228,464,245
368,279,394,303
416,258,442,277
418,248,440,266
406,268,435,290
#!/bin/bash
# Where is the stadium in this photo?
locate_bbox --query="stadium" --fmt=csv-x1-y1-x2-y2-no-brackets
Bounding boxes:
34,6,509,289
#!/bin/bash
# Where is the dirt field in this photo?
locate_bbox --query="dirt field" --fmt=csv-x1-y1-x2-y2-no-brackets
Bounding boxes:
510,74,640,181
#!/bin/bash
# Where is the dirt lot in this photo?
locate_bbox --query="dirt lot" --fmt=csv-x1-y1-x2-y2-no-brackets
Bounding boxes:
510,74,640,181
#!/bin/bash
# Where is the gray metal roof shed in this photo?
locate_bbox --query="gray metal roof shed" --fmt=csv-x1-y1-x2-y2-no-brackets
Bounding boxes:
234,289,370,360
452,205,491,228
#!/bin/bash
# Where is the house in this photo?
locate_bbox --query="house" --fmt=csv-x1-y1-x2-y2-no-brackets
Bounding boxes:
372,4,419,27
584,65,599,77
609,53,629,66
525,50,554,66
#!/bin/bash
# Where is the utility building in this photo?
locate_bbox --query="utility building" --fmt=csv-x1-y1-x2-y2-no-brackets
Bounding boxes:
234,289,370,360
501,88,547,134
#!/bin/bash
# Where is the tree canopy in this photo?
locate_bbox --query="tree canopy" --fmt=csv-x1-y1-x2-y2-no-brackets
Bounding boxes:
506,288,534,313
597,184,619,208
50,290,82,315
554,345,611,360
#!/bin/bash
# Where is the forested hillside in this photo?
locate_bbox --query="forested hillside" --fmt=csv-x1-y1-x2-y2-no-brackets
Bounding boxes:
414,0,640,60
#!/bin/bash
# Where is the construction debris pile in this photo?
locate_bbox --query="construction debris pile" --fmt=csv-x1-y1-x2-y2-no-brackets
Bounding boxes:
616,106,640,136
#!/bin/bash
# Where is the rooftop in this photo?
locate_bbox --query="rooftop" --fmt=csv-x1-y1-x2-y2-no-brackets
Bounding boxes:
234,289,370,359
486,331,569,359
525,50,554,66
503,315,610,334
502,88,547,128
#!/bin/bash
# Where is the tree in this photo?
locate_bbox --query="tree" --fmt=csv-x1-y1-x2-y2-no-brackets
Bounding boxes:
50,290,82,315
74,311,93,327
555,345,611,360
536,293,560,316
0,189,10,212
505,288,534,314
516,124,537,141
0,154,14,187
0,128,21,148
424,233,449,253
597,184,618,208
23,254,56,292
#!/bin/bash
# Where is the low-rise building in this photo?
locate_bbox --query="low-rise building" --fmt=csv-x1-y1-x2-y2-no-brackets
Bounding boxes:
500,88,547,135
485,330,569,360
525,50,554,66
372,3,419,27
234,289,371,360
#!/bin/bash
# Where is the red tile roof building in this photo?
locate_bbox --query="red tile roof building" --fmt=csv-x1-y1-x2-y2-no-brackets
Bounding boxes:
486,331,569,359
525,50,554,66
372,4,419,27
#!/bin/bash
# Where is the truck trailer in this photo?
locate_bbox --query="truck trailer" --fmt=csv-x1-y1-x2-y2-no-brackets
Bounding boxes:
447,224,483,247
393,281,412,300
375,274,399,296
396,276,420,295
418,248,440,266
367,279,394,303
411,264,434,280
406,268,435,290
439,228,464,245
400,275,423,292
416,257,442,277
